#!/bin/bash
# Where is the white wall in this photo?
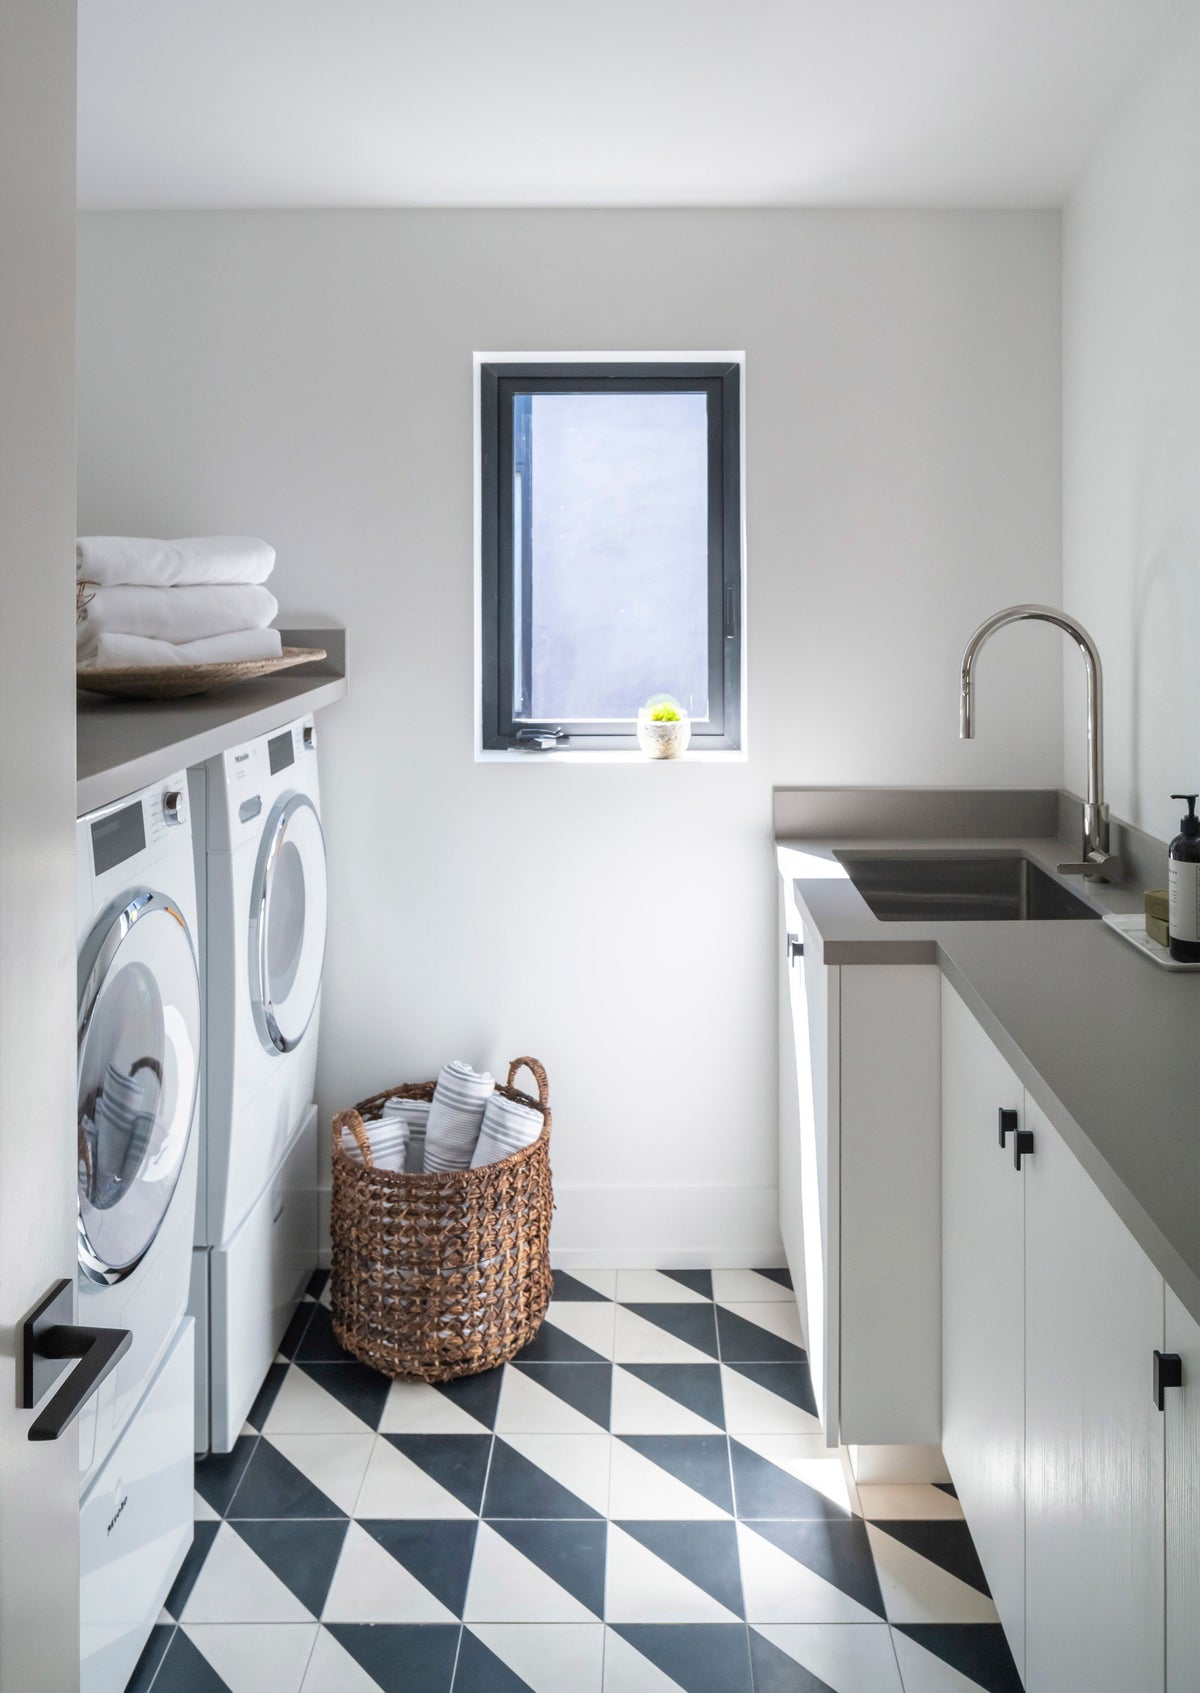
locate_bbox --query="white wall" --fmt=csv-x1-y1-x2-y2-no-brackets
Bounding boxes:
76,210,1062,1264
1063,9,1200,843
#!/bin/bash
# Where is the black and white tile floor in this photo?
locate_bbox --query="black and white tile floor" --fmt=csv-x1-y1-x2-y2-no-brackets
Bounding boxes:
131,1268,1023,1693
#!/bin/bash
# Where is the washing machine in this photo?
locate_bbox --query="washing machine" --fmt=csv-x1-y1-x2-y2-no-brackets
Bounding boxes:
75,773,202,1693
189,713,324,1452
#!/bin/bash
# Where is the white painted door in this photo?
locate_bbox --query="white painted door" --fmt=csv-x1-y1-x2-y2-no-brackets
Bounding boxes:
940,982,1026,1678
1024,1092,1165,1693
0,4,82,1689
1165,1288,1200,1693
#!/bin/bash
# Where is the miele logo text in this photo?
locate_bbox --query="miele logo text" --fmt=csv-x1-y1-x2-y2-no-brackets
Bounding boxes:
234,752,250,763
107,1494,129,1535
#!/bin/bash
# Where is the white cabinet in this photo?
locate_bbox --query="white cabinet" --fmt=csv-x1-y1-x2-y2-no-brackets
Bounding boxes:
1165,1289,1200,1693
940,980,1027,1678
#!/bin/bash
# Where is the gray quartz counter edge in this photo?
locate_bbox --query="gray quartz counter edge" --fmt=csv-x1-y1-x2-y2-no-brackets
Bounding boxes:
77,627,347,815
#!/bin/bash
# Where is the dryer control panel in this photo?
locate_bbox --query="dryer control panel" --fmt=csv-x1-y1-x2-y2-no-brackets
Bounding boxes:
205,716,319,851
88,772,191,879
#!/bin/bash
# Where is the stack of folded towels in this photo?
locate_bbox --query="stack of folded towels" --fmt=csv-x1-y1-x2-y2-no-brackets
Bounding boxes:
342,1060,544,1174
76,535,282,670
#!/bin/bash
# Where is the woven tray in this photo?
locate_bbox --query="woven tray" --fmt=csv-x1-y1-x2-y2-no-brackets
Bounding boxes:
76,645,326,699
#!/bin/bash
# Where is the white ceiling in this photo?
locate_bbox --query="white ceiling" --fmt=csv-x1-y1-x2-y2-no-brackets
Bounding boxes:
77,0,1175,211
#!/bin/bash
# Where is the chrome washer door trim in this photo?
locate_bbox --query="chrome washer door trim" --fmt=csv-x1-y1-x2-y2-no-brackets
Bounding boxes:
249,792,328,1056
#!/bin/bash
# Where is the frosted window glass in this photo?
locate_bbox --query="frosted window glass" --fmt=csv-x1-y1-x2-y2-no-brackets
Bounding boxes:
517,391,709,722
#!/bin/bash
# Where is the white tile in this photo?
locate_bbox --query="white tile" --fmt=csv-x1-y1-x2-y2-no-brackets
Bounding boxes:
866,1525,998,1625
605,1524,739,1624
544,1300,617,1358
467,1624,604,1693
500,1433,612,1516
264,1369,369,1436
610,1368,721,1436
184,1625,318,1693
465,1523,596,1622
265,1434,375,1516
890,1627,996,1692
721,1300,806,1349
737,1524,883,1626
856,1484,964,1522
720,1366,821,1436
602,1627,688,1692
712,1270,794,1304
180,1525,313,1625
609,1439,730,1521
616,1271,708,1304
379,1377,493,1434
300,1627,390,1693
194,1490,221,1522
353,1435,476,1519
321,1521,459,1623
497,1369,607,1435
735,1433,857,1514
562,1269,618,1298
613,1307,714,1367
753,1624,903,1693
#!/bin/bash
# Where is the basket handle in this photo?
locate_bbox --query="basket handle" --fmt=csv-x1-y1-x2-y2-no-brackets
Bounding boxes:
506,1056,550,1109
332,1106,374,1169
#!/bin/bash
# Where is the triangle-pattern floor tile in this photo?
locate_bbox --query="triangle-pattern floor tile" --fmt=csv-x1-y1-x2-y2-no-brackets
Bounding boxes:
125,1623,173,1693
618,1436,734,1515
712,1269,794,1304
263,1365,377,1437
318,1623,459,1693
245,1362,289,1432
514,1316,610,1364
891,1624,1023,1693
498,1362,613,1432
750,1623,903,1692
613,1364,724,1433
226,1436,351,1520
871,1519,989,1591
866,1526,999,1625
461,1624,605,1693
716,1303,806,1362
164,1519,221,1618
380,1433,491,1513
552,1269,614,1302
613,1521,743,1617
465,1522,599,1622
234,1517,348,1617
621,1304,720,1361
452,1627,539,1692
256,1433,374,1516
356,1518,477,1615
609,1437,732,1521
183,1623,317,1693
738,1519,886,1622
488,1518,607,1617
616,1271,711,1304
379,1373,498,1434
290,1360,392,1431
321,1520,463,1623
355,1435,480,1519
608,1624,753,1693
194,1435,257,1516
721,1361,819,1433
147,1626,238,1692
484,1435,608,1518
180,1523,314,1624
605,1524,740,1625
730,1438,854,1520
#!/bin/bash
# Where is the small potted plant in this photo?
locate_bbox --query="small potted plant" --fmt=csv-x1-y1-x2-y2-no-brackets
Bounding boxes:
637,694,691,760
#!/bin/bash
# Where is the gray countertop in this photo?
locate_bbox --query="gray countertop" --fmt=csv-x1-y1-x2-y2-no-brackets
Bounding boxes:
776,788,1200,1325
76,627,346,814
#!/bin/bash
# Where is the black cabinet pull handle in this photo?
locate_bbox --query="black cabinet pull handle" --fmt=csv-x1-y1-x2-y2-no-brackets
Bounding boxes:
1154,1350,1183,1412
998,1108,1018,1148
787,934,804,963
20,1278,131,1442
1013,1129,1035,1171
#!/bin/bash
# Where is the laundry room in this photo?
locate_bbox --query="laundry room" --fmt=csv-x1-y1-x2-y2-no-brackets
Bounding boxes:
5,4,1200,1693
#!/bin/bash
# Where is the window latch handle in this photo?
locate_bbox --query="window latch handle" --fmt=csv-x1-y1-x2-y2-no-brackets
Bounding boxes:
514,727,568,750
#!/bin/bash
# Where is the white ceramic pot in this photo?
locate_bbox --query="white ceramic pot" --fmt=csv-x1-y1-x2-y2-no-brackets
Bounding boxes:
637,717,691,759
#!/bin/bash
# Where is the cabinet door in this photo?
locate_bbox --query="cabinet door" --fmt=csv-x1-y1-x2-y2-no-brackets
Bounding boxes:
1166,1288,1200,1693
940,981,1027,1677
1024,1093,1165,1693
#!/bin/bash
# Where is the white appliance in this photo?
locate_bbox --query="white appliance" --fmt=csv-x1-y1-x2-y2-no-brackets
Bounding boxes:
75,774,202,1693
189,714,325,1452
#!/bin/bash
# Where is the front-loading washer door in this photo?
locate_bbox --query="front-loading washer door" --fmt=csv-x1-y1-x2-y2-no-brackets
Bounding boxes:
249,793,328,1056
77,890,201,1284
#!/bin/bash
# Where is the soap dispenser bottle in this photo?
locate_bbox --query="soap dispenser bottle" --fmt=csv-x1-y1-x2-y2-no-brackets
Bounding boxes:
1168,793,1200,963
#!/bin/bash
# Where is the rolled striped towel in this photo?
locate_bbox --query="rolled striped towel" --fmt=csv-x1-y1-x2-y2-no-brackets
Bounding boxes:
341,1095,414,1171
424,1061,494,1172
470,1091,544,1168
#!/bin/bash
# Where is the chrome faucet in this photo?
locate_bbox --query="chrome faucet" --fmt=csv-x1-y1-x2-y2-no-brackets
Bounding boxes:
959,604,1118,882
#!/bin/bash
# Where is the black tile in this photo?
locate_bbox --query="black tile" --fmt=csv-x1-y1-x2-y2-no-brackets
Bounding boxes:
511,1362,613,1429
193,1434,257,1515
361,1519,478,1615
748,1627,836,1692
277,1297,317,1360
146,1629,232,1692
613,1624,753,1693
326,1623,460,1693
483,1438,603,1520
618,1435,734,1515
934,1480,959,1499
552,1269,612,1302
384,1434,492,1514
622,1363,725,1428
489,1518,607,1616
716,1307,806,1363
730,1441,850,1520
873,1519,990,1595
305,1268,330,1300
125,1623,174,1693
751,1267,794,1291
225,1438,345,1519
244,1362,288,1432
513,1318,608,1364
660,1269,715,1300
618,1520,743,1616
749,1518,885,1617
295,1302,355,1361
234,1518,349,1616
897,1624,1023,1693
722,1360,817,1420
435,1364,505,1430
625,1303,720,1360
453,1627,535,1692
296,1358,392,1431
162,1520,219,1618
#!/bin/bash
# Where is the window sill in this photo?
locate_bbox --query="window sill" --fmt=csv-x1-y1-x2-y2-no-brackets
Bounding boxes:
475,747,747,765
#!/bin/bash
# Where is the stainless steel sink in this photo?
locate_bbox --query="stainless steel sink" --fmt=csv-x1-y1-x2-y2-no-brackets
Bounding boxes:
835,853,1101,923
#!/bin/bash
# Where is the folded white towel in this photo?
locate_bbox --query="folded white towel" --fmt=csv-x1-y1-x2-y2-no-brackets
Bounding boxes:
77,583,279,656
77,628,284,672
470,1092,544,1168
77,535,276,589
341,1096,413,1173
424,1060,495,1173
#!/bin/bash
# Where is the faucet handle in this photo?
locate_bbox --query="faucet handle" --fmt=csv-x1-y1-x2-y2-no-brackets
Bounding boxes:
1057,850,1119,884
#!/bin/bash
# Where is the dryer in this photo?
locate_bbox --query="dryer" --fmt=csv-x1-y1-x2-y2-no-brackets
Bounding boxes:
189,713,324,1451
75,773,201,1693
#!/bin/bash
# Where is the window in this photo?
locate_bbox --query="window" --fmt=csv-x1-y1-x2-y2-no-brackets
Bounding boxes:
479,359,742,752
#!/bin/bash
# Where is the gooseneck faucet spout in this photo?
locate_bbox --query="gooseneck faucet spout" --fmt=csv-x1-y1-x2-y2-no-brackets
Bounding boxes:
959,604,1117,881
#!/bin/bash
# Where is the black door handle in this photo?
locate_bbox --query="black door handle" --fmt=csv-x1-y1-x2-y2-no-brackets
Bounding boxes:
1013,1129,1035,1171
20,1278,131,1442
787,934,804,963
998,1108,1018,1148
1154,1350,1183,1412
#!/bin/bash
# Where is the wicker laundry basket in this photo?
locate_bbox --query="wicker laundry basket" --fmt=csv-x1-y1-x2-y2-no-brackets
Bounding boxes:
330,1057,553,1381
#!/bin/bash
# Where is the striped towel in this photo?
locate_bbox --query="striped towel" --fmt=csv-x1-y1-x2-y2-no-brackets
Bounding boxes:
424,1061,494,1172
341,1095,417,1172
470,1092,544,1168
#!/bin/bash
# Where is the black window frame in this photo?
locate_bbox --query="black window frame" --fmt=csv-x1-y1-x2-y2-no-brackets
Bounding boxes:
480,359,743,752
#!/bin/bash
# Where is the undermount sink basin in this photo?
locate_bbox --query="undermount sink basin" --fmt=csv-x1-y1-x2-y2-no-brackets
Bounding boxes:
835,852,1101,923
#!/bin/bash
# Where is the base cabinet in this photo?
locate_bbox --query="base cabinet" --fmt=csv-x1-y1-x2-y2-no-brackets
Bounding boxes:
1166,1290,1200,1693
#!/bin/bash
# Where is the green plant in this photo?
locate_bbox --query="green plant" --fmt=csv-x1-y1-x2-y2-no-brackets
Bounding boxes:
649,703,682,722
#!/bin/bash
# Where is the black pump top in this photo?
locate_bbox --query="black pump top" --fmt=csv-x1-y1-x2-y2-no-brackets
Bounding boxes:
1171,793,1200,839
